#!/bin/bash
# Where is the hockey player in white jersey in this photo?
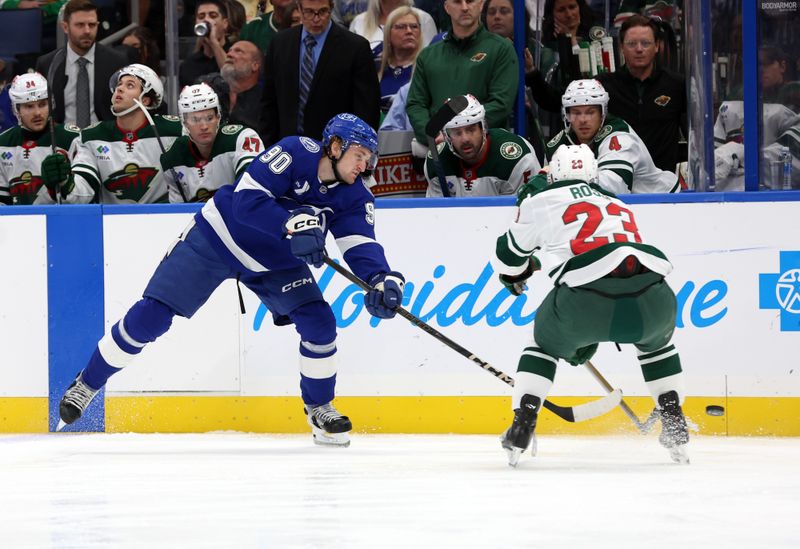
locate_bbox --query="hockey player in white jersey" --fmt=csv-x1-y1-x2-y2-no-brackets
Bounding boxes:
161,83,264,202
423,95,541,197
713,100,800,191
0,72,83,205
546,79,681,194
494,144,689,466
42,64,183,204
56,113,405,447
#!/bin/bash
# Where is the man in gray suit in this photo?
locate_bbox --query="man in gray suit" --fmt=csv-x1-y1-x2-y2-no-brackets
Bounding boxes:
35,0,128,128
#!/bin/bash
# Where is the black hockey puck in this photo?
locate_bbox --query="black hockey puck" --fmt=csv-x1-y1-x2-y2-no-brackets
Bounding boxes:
705,405,725,416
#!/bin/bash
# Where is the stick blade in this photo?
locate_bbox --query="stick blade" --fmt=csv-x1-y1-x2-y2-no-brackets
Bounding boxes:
570,388,623,422
425,95,469,138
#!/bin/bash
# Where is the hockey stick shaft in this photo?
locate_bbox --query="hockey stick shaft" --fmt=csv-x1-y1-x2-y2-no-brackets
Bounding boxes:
583,360,658,433
322,256,621,422
424,95,469,198
133,99,191,203
46,48,67,205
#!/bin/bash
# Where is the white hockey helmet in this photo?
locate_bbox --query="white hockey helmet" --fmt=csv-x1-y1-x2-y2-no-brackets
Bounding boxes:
561,79,609,128
178,83,220,116
9,72,49,108
109,63,164,116
443,94,487,155
548,144,598,184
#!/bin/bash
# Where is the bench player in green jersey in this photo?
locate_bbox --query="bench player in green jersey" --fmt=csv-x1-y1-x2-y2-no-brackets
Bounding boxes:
160,83,263,202
494,144,689,466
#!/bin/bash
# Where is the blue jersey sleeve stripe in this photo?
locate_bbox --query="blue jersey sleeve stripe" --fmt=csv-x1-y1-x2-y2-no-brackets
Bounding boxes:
200,199,271,272
335,234,377,254
235,172,276,198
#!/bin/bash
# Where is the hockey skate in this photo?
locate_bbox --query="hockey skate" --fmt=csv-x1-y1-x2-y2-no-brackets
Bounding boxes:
305,402,352,447
57,372,100,431
658,391,690,465
500,394,540,467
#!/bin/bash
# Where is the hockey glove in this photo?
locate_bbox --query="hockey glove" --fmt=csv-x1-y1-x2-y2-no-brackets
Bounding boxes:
498,257,540,296
41,153,75,197
365,271,405,319
283,207,326,268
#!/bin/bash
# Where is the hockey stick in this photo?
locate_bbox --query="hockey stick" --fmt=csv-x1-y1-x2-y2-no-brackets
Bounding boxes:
133,99,191,203
424,95,469,198
323,256,622,423
46,47,67,205
583,360,659,433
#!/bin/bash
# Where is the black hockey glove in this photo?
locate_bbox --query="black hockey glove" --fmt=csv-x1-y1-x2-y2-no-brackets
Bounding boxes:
41,153,75,197
498,257,540,296
365,271,405,319
283,207,326,268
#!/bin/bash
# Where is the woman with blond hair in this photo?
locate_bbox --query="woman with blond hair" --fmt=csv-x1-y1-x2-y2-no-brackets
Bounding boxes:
350,0,437,64
377,6,424,114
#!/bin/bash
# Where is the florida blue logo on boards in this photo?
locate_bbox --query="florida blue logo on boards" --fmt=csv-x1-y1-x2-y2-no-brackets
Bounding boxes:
252,262,729,331
759,251,800,331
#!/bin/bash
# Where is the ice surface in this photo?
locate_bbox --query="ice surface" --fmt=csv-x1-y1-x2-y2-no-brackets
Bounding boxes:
0,433,797,548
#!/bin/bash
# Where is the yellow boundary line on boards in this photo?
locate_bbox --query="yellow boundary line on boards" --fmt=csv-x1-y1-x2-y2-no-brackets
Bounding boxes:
2,396,799,435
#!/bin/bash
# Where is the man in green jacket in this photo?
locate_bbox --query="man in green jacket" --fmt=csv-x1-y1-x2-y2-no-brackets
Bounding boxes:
406,0,518,148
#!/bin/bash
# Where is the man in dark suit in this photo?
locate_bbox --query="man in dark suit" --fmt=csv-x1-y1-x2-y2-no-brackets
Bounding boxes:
262,0,380,145
35,0,128,128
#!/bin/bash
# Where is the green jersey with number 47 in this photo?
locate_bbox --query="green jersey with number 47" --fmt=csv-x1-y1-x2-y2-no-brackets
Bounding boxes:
160,124,263,203
546,114,680,195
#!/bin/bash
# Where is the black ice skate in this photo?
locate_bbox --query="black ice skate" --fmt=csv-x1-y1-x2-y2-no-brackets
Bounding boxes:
658,390,690,464
500,394,541,467
305,402,353,447
57,372,100,431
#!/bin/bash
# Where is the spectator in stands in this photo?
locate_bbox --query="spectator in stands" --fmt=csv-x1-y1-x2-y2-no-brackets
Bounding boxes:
262,0,380,144
424,94,541,197
379,81,412,131
224,0,247,40
179,0,232,88
406,0,518,155
613,0,677,29
239,0,295,53
35,0,128,128
277,1,303,29
41,64,183,204
593,15,686,173
120,27,162,75
219,40,265,136
161,83,263,202
333,0,369,27
377,6,424,114
0,0,66,25
349,0,437,64
0,72,81,205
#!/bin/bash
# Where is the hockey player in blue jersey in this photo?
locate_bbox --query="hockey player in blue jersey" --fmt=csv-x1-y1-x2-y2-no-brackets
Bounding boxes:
57,113,405,447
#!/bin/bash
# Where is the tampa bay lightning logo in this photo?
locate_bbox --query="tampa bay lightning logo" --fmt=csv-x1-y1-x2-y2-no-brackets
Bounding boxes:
294,180,310,194
299,137,320,153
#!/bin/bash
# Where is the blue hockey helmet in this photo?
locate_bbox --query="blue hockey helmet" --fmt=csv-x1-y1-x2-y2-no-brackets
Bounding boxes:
322,113,379,169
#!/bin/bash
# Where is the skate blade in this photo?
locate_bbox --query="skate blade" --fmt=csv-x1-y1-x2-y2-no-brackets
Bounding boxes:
56,420,67,432
505,447,523,468
311,427,351,447
668,445,690,465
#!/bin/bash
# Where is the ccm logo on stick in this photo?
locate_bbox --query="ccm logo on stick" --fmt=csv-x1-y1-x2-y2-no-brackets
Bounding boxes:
282,278,313,292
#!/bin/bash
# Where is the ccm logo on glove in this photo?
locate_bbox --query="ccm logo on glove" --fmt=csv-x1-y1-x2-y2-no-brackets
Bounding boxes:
285,213,320,233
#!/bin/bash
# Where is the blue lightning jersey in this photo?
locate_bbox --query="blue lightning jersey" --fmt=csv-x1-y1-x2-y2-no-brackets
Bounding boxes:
194,136,391,282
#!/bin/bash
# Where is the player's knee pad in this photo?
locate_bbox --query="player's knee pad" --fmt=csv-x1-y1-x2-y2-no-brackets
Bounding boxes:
123,297,176,345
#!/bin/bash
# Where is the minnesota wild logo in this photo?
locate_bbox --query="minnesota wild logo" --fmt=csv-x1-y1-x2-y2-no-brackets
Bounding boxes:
9,170,44,205
106,163,158,201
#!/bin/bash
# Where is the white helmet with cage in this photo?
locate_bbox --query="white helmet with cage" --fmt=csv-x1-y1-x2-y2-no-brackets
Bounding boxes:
109,63,164,117
548,144,598,184
561,79,609,128
443,94,487,156
8,72,50,129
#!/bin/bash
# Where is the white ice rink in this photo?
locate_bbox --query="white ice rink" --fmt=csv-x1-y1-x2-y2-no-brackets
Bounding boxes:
0,433,798,548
